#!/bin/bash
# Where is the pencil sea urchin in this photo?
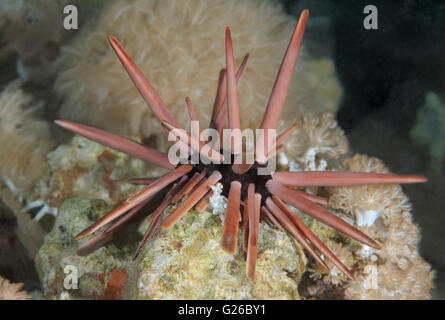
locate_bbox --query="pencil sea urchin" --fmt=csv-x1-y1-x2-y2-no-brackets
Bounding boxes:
55,10,426,281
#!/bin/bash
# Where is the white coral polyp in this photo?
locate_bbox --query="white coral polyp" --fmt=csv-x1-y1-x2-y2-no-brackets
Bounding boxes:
209,183,227,216
356,244,375,259
356,209,379,227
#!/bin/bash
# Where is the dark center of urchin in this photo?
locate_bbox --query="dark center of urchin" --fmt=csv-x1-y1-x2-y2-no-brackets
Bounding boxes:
185,152,272,204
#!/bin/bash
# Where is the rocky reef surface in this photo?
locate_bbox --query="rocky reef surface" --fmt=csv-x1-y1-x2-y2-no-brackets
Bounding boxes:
36,198,133,299
37,196,305,299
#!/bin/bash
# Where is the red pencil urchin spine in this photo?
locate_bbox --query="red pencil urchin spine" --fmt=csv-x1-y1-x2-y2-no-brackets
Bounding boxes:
55,10,427,281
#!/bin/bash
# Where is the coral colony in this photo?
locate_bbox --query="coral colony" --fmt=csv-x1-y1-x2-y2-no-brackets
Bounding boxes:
55,10,426,281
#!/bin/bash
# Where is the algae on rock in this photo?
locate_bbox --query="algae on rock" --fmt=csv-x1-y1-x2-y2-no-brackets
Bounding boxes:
31,134,160,221
35,198,134,299
131,209,305,299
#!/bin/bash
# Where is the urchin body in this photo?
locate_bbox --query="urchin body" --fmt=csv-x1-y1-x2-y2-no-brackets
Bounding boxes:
55,10,426,281
192,159,271,199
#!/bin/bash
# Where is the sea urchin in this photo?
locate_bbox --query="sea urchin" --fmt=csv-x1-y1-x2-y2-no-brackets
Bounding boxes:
55,10,426,281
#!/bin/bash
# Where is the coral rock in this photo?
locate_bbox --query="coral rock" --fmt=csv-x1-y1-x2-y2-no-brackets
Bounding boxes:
131,209,305,299
35,198,134,299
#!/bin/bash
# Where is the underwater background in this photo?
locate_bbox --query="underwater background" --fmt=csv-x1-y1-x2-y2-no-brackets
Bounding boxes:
0,0,444,299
